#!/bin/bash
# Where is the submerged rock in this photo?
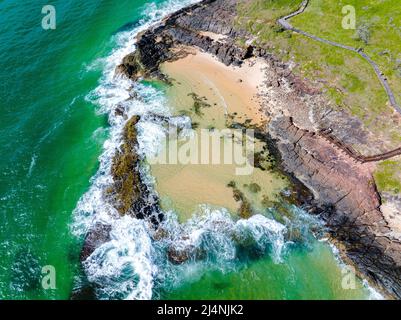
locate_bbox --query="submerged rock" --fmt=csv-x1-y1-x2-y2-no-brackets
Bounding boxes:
80,223,112,262
117,0,252,82
227,181,253,219
167,245,196,265
107,116,163,225
269,116,401,298
81,0,401,298
110,116,142,215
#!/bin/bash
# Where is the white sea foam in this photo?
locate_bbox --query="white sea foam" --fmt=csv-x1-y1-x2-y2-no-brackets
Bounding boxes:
71,0,380,301
27,153,37,177
236,214,287,263
325,240,384,300
71,0,209,300
73,0,202,234
136,120,168,159
364,280,384,300
151,206,289,292
83,216,155,300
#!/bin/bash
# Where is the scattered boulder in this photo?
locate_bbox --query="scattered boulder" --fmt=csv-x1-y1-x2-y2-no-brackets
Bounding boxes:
80,223,112,262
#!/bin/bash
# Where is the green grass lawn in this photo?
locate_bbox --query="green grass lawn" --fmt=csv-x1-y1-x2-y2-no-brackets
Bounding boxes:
236,0,401,145
374,159,401,195
291,0,401,104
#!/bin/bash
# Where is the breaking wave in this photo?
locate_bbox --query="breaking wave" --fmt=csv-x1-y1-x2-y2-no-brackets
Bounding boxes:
73,0,201,236
81,206,293,300
71,0,381,301
72,0,294,300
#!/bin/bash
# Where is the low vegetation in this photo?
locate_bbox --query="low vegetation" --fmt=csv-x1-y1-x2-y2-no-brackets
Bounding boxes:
374,160,401,195
236,0,401,144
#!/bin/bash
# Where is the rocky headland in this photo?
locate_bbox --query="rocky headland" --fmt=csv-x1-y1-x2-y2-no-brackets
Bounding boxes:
81,0,401,299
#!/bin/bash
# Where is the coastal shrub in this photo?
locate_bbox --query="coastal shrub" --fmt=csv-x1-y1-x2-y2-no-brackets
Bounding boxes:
374,160,401,194
354,22,371,45
237,0,401,141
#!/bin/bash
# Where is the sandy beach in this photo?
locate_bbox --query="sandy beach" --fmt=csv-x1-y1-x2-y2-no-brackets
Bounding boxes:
149,48,288,220
163,47,269,126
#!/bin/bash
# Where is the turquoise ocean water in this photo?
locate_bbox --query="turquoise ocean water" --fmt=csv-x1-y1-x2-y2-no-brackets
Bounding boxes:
0,0,378,300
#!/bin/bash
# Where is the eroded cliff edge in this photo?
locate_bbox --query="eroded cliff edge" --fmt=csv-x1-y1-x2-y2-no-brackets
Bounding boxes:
85,0,401,298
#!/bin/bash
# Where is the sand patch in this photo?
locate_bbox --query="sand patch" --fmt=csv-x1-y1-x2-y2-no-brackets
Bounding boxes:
381,202,401,237
162,48,269,127
199,31,228,42
149,48,287,220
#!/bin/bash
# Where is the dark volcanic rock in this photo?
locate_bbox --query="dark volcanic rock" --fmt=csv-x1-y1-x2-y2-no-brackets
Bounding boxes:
116,0,252,80
83,0,401,299
167,246,196,265
80,223,112,262
269,116,401,298
108,116,163,226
